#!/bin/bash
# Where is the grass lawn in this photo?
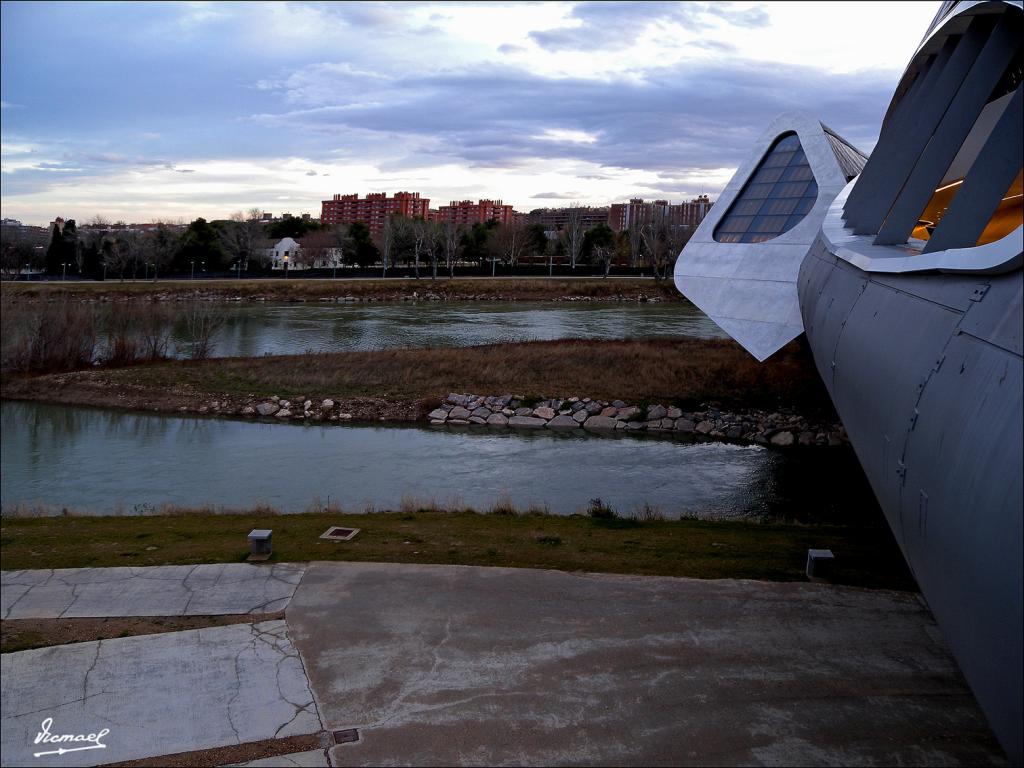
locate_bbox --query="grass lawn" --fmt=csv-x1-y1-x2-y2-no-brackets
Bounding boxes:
0,509,915,592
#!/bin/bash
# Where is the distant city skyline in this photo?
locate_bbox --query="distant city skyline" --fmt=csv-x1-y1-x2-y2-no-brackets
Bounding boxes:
1,1,937,227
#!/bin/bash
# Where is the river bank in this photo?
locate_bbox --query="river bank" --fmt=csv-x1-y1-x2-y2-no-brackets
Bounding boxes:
2,277,683,303
0,508,915,591
0,338,839,440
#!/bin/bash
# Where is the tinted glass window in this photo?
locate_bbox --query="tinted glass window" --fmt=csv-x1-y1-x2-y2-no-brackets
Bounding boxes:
714,132,819,243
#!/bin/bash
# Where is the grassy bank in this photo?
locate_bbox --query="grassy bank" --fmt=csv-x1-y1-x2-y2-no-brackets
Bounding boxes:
0,337,835,418
1,277,682,303
0,508,915,591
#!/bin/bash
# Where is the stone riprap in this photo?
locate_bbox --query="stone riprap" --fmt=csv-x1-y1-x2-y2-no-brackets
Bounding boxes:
0,563,306,620
427,393,848,447
193,392,846,448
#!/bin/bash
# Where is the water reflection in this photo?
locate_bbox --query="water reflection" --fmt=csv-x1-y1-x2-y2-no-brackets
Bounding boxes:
1,401,878,522
196,301,725,357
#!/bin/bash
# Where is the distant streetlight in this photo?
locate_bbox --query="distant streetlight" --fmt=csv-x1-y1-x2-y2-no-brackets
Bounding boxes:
62,262,68,281
190,260,195,280
283,254,289,280
23,263,29,282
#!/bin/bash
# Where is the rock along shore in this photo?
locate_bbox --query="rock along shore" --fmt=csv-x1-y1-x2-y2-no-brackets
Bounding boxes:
235,391,847,448
426,393,847,447
26,291,668,304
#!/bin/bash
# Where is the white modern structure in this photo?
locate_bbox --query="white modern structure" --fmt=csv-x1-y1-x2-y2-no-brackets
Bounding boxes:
675,1,1022,760
266,237,343,271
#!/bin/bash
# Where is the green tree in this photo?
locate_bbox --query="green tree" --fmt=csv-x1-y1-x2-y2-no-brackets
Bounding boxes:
45,223,62,275
176,218,226,273
583,223,616,276
45,220,77,275
460,219,498,265
347,221,379,267
266,217,320,240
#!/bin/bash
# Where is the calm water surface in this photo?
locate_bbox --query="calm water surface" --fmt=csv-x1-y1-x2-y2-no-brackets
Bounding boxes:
197,301,725,357
1,401,878,522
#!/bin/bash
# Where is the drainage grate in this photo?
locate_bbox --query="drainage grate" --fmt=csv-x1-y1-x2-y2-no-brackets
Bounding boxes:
333,728,360,744
319,527,361,541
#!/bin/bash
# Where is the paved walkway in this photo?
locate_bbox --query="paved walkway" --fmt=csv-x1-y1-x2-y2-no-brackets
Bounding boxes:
0,620,321,767
287,562,1006,767
1,563,305,619
0,562,1008,765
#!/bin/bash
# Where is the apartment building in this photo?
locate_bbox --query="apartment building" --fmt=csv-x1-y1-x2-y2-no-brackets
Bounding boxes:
321,191,430,234
608,195,714,232
435,199,516,226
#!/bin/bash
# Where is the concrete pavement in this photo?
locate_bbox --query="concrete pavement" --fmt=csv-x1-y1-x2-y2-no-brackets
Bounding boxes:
0,561,1008,765
287,562,1005,767
0,620,321,767
1,563,305,619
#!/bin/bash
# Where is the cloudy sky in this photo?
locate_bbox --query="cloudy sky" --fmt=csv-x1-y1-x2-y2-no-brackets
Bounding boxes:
1,1,937,226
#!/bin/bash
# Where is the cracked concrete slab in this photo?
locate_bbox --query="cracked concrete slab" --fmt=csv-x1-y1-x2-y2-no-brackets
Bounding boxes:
229,748,330,766
288,562,1006,767
0,620,321,767
1,563,306,619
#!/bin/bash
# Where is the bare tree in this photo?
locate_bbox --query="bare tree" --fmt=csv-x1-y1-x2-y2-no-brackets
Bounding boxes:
179,302,224,360
491,222,529,271
141,223,181,281
326,224,348,277
421,221,443,280
628,222,644,268
442,221,463,279
639,209,681,281
0,227,40,279
375,216,398,278
102,234,141,286
218,211,269,275
298,229,334,270
410,218,432,279
564,205,584,270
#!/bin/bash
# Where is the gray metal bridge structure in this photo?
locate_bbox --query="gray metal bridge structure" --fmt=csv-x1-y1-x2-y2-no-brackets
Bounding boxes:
674,1,1023,761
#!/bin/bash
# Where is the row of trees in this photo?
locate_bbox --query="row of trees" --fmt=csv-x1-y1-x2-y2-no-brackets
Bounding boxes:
295,212,692,280
3,207,693,281
34,212,275,281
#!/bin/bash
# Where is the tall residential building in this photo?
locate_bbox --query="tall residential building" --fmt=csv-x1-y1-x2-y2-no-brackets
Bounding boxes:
321,191,430,234
435,199,516,226
608,195,714,232
527,206,609,233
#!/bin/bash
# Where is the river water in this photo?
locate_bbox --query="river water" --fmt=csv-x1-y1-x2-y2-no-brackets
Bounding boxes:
195,301,726,357
1,401,878,522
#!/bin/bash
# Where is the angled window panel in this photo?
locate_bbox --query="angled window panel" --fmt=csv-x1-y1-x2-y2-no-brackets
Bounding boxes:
875,13,1021,245
713,133,819,244
846,21,992,233
676,113,860,363
924,85,1024,253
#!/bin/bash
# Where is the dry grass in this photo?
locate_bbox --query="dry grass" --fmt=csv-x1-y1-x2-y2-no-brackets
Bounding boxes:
0,508,916,591
1,613,283,654
84,336,832,412
2,277,682,303
0,299,226,373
